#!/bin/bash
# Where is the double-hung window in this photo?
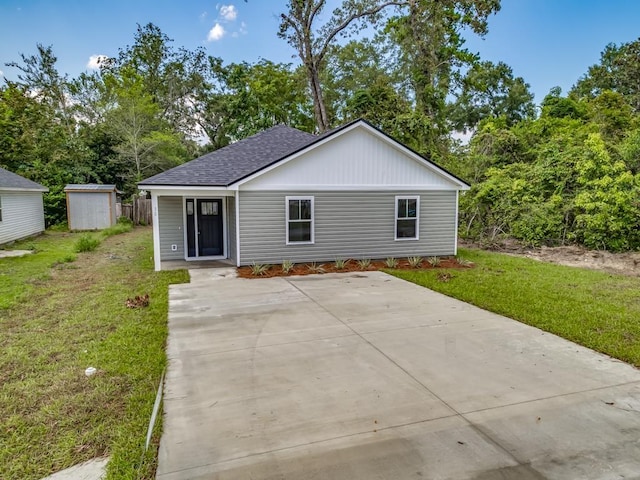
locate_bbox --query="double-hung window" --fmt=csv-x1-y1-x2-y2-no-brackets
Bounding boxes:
286,196,314,244
395,196,419,240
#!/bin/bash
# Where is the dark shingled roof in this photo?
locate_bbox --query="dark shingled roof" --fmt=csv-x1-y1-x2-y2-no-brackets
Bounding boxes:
139,124,317,187
0,167,48,191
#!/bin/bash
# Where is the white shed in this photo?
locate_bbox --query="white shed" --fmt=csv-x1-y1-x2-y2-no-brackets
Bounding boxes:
0,167,48,245
65,184,118,230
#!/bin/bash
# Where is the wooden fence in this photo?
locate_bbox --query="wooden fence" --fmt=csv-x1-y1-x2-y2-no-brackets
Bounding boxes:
116,197,153,226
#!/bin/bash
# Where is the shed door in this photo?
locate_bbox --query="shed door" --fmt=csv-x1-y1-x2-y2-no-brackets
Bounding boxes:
186,199,223,258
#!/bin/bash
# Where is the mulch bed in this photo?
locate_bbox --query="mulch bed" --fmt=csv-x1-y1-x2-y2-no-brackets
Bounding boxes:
237,257,473,278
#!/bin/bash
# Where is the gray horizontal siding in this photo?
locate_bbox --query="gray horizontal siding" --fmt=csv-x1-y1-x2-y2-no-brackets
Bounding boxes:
158,196,184,260
238,191,457,265
0,191,45,244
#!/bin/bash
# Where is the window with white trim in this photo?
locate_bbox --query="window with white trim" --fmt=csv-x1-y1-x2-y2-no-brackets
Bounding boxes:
286,196,314,244
395,196,419,240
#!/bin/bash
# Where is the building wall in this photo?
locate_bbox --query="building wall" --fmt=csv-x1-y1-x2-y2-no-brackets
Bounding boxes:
158,196,184,261
0,191,46,244
238,190,457,265
67,192,116,230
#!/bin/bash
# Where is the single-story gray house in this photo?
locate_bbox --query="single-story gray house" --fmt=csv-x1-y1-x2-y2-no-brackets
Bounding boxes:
64,184,118,230
139,119,470,271
0,167,48,245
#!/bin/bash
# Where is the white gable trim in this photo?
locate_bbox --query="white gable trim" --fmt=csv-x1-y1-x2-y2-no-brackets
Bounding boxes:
230,120,469,191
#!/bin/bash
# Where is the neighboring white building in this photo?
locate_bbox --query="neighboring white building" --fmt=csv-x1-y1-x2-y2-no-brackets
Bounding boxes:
0,167,48,245
139,119,470,271
64,184,118,230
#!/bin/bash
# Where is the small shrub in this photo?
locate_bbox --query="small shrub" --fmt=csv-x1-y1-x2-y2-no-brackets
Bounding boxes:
281,259,294,274
307,262,326,274
407,256,423,268
102,223,133,238
457,257,474,267
23,242,37,252
427,256,441,267
51,254,77,268
250,262,270,276
117,216,133,226
384,257,399,268
48,222,69,232
334,258,349,270
356,258,371,270
74,234,100,253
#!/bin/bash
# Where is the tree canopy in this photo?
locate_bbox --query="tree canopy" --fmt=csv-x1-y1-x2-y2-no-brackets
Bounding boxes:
2,7,640,251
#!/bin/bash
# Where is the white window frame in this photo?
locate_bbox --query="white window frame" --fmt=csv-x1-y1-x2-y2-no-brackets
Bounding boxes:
286,196,314,245
395,195,420,241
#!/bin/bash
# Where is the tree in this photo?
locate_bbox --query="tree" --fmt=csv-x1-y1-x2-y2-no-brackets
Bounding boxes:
450,60,535,131
572,39,640,113
5,44,74,134
104,23,211,138
278,0,405,132
386,0,501,152
104,68,188,192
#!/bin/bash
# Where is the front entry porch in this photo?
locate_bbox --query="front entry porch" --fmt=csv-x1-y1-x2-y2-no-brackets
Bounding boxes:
150,190,237,271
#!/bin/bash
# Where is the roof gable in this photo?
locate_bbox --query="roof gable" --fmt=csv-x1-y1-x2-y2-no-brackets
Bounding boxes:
237,122,469,191
139,125,315,187
0,167,48,191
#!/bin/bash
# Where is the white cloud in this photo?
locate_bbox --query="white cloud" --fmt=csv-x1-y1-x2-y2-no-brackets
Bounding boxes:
207,23,225,41
219,4,237,21
199,11,208,20
0,70,4,77
239,21,247,34
86,54,108,70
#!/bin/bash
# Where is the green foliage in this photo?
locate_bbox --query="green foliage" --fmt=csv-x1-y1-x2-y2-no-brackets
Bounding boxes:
356,258,371,270
426,256,441,267
334,258,349,269
249,262,270,276
384,257,399,268
407,256,423,268
101,222,133,238
307,262,326,274
74,234,101,253
281,259,294,274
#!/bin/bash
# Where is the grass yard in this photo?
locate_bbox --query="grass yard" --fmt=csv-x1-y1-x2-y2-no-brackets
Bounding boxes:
0,227,189,480
390,248,640,368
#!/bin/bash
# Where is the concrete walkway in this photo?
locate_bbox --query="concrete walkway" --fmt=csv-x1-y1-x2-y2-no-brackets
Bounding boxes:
158,271,640,479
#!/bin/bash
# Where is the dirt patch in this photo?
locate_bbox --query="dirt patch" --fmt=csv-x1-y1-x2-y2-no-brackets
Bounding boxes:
462,239,640,277
237,257,472,278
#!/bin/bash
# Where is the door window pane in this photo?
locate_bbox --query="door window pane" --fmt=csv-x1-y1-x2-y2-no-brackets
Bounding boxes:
201,201,218,215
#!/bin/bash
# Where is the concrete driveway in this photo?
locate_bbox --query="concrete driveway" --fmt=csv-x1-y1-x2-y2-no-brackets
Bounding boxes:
157,271,640,480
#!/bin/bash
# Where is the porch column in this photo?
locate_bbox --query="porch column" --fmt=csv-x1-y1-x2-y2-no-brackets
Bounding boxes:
151,192,161,271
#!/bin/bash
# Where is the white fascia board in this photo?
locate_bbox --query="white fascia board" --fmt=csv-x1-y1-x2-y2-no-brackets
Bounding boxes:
0,187,49,192
140,186,234,197
239,184,461,191
232,120,469,190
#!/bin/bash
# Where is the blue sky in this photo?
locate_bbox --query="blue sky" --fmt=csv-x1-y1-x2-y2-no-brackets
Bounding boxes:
1,0,640,104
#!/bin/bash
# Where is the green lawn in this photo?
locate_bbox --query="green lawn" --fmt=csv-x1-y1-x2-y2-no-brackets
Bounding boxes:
390,248,640,368
0,227,189,480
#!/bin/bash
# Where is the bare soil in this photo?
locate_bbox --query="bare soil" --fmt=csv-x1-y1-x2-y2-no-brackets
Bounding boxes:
237,257,471,278
462,238,640,277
